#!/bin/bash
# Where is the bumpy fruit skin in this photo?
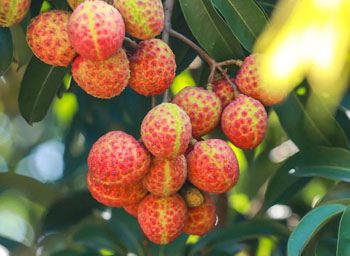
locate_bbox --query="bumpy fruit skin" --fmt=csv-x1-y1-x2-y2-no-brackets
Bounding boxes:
68,0,113,9
124,202,140,217
88,131,151,185
141,103,192,159
113,0,164,40
72,48,129,98
138,193,187,244
68,0,125,61
0,0,30,27
212,77,236,108
183,193,216,236
235,54,286,106
87,173,147,207
187,139,239,194
27,10,77,67
173,87,222,138
143,155,187,196
128,39,176,96
221,94,267,149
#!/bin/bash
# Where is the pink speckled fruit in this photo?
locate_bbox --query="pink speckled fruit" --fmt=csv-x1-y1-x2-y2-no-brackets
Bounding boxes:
173,87,222,138
113,0,164,40
187,139,239,194
26,10,77,67
143,155,187,196
212,77,236,108
67,0,113,9
183,193,216,236
141,103,192,159
124,202,140,217
0,0,30,27
221,94,267,149
72,48,129,98
87,173,147,207
235,54,286,106
128,39,176,96
138,193,187,244
88,131,151,185
68,0,125,61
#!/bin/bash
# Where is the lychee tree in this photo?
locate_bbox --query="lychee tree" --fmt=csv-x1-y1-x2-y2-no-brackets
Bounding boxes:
1,0,350,255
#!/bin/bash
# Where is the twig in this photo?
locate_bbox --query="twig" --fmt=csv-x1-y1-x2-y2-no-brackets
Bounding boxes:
152,96,156,108
123,37,138,49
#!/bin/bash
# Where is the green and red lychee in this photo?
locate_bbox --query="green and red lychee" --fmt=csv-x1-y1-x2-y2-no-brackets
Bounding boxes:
212,77,236,108
67,0,113,9
87,173,147,207
72,48,129,98
143,155,187,197
68,0,125,61
221,94,267,150
113,0,164,40
88,131,151,185
124,202,140,217
138,193,187,244
0,0,30,27
187,139,239,194
128,39,176,96
26,10,77,67
172,87,222,138
235,54,286,106
141,103,192,159
183,193,216,236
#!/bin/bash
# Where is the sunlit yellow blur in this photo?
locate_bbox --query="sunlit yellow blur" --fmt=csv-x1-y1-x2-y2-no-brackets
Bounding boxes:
170,70,196,95
254,0,350,105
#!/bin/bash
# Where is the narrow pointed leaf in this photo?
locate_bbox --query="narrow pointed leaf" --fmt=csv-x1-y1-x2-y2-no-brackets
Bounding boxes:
337,205,350,255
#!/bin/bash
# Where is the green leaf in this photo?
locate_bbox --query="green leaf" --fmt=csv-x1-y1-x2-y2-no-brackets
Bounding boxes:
211,0,268,52
179,0,244,61
317,183,350,206
288,204,346,256
10,24,32,68
18,56,69,124
337,205,350,255
0,27,13,76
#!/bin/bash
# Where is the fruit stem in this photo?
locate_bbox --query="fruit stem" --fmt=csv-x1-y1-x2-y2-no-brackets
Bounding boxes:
123,37,138,49
152,95,156,108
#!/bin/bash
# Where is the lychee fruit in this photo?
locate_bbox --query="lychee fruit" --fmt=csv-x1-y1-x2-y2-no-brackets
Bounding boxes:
67,0,113,9
113,0,164,40
87,172,147,207
235,54,286,106
26,10,77,67
88,131,151,185
72,48,129,98
68,0,125,61
183,193,216,236
143,155,187,197
141,103,192,159
221,94,267,150
212,77,236,108
128,39,176,96
138,193,187,244
172,87,222,138
124,202,140,217
0,0,30,27
187,139,239,194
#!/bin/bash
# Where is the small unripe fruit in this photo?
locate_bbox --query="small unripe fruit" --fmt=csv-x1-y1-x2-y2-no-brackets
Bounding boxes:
67,0,113,9
182,186,204,208
124,202,140,217
88,131,151,185
87,173,147,207
138,193,187,244
143,155,187,197
72,48,130,98
68,0,125,61
173,87,222,138
183,193,216,236
128,39,176,96
113,0,164,40
141,103,192,159
27,10,77,67
212,77,236,108
187,139,239,194
0,0,30,27
221,94,267,149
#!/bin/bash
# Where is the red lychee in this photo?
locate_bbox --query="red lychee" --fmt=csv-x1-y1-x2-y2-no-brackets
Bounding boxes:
88,131,151,185
141,103,192,159
187,139,239,194
128,39,176,96
26,10,77,67
0,0,30,27
143,155,187,197
221,94,267,149
123,202,140,217
67,0,113,9
172,87,222,138
183,193,216,236
138,193,187,244
212,77,236,108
